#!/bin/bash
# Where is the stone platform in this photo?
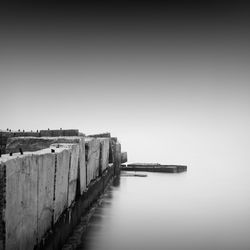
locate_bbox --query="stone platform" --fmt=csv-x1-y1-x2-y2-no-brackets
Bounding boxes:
121,163,187,173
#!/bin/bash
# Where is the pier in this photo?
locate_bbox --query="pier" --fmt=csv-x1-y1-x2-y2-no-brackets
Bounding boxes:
0,129,186,250
0,129,125,250
122,163,187,173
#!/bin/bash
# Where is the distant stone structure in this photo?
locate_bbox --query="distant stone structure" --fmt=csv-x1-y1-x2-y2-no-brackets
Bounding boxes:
0,129,79,154
40,129,79,137
121,152,128,163
87,132,111,138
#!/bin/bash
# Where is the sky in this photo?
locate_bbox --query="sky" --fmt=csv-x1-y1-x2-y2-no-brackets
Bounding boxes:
1,1,250,164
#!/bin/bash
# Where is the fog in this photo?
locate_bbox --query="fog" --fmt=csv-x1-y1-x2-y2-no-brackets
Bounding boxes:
1,3,250,249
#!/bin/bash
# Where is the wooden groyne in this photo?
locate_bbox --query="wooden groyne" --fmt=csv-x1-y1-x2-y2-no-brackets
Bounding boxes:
121,163,187,173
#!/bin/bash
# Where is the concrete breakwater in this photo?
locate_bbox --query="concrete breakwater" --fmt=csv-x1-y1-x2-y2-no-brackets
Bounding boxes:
0,130,126,250
122,163,187,173
0,129,79,155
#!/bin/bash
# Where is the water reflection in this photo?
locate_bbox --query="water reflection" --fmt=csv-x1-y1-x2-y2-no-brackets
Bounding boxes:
78,170,250,250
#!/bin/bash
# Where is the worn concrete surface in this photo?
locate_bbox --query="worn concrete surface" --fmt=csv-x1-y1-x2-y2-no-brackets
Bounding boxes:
114,142,121,175
77,137,86,195
121,152,128,163
0,147,73,250
1,155,38,250
40,129,79,137
85,138,100,186
98,138,110,174
87,133,111,138
36,151,55,243
61,167,115,250
67,144,80,207
48,137,86,195
51,143,80,208
39,165,115,250
6,137,49,153
124,163,187,173
0,163,5,250
108,137,117,164
0,131,124,250
0,145,86,249
6,136,80,154
53,149,71,223
6,136,87,194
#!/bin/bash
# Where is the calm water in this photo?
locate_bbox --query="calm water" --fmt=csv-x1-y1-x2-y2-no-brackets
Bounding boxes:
78,166,250,250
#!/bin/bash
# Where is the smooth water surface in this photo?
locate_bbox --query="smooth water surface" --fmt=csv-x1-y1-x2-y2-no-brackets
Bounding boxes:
78,167,250,250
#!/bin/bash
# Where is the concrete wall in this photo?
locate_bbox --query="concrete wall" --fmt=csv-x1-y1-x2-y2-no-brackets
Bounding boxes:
6,136,81,154
6,136,87,195
121,152,128,163
40,129,79,137
0,147,73,250
50,144,80,208
98,138,110,174
0,129,79,155
0,132,123,250
6,137,49,153
114,142,121,175
5,155,38,250
40,165,115,250
0,132,12,154
0,163,5,250
85,138,100,186
87,132,111,138
108,137,116,164
0,131,40,155
6,136,87,194
36,152,55,243
53,149,71,223
12,132,40,137
77,138,86,195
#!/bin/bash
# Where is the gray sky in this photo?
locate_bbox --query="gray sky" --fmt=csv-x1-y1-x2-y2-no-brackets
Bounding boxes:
1,2,250,164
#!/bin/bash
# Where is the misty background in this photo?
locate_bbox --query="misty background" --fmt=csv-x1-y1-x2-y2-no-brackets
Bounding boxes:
1,2,250,249
0,2,249,168
1,2,250,166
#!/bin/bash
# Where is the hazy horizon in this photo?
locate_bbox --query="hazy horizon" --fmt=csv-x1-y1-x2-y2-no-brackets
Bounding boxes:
1,2,250,165
1,2,250,249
